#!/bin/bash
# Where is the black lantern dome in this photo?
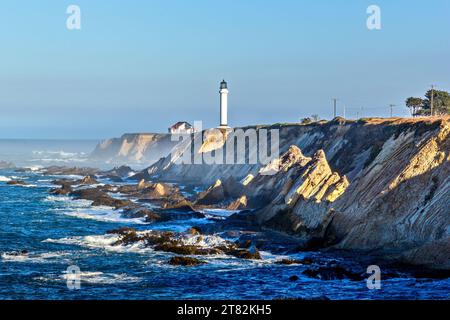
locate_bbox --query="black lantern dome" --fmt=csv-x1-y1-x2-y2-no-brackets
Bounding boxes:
220,80,228,89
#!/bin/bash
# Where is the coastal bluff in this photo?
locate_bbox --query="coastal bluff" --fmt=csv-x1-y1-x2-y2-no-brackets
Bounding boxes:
90,133,179,167
91,117,450,270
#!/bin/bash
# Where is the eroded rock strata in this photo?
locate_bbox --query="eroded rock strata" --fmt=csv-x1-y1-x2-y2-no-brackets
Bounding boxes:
131,117,450,271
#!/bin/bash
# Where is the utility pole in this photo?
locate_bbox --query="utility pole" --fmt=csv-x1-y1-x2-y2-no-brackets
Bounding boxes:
430,85,435,117
332,98,338,118
389,104,397,118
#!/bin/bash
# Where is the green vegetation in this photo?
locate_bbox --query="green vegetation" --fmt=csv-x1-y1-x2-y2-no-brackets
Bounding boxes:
406,89,450,116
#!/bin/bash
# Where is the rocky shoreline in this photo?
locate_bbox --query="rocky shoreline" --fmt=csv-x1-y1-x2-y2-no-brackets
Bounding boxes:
10,158,446,280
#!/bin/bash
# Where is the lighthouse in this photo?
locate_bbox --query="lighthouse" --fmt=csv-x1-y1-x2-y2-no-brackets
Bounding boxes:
219,80,229,128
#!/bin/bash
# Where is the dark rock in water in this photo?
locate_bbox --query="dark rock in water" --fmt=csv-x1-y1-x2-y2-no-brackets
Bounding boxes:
157,211,205,222
70,188,132,209
154,243,222,255
105,175,124,183
294,237,333,252
168,256,206,266
50,182,73,195
107,227,137,236
302,266,364,281
228,247,262,260
121,207,161,221
276,258,313,265
7,180,28,186
41,166,99,176
289,275,299,281
100,166,134,178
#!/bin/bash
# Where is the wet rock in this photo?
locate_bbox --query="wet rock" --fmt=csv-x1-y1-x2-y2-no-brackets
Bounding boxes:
99,166,134,179
289,275,299,281
7,180,28,186
168,256,206,266
105,175,123,183
276,258,314,265
302,266,364,281
121,207,161,221
227,246,261,260
154,243,222,255
41,166,99,176
50,182,73,195
107,227,137,236
70,188,132,209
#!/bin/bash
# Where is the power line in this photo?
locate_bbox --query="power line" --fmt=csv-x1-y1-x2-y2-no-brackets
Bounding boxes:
332,98,338,118
430,84,436,117
389,104,397,118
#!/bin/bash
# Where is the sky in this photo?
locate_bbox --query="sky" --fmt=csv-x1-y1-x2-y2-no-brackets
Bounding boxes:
0,0,449,139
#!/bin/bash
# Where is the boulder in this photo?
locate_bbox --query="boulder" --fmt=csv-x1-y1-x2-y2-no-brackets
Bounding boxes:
7,180,28,186
80,175,98,185
168,256,206,266
302,266,364,281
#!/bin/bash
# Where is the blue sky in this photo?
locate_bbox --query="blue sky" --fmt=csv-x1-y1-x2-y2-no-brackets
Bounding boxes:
0,0,449,139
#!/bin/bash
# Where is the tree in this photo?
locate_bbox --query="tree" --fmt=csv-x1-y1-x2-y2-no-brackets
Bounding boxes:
405,89,450,116
422,90,450,116
405,97,423,117
311,114,320,122
300,117,312,124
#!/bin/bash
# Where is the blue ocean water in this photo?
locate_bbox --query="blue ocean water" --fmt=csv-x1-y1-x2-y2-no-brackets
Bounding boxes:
0,168,449,300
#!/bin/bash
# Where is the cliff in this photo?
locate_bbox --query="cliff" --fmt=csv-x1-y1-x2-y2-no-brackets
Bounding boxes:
133,117,450,270
90,133,180,167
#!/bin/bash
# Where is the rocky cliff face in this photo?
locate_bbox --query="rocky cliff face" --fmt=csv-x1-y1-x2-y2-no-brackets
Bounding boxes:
94,118,448,270
130,117,449,270
90,133,179,167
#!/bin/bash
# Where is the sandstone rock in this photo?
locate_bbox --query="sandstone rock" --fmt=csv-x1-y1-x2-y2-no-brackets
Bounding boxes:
227,196,248,210
80,175,98,185
195,179,226,205
137,179,147,190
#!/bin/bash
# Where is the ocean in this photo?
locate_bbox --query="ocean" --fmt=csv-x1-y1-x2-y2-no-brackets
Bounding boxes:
0,139,99,169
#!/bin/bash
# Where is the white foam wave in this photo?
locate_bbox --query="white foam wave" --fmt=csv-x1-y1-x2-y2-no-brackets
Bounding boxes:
24,165,43,172
1,251,71,263
200,208,241,218
45,195,146,224
61,271,140,284
179,234,228,248
0,176,11,182
35,272,140,285
43,234,152,254
62,207,147,224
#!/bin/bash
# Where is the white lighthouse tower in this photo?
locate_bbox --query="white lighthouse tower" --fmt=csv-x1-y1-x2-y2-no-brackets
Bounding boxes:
219,80,230,128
